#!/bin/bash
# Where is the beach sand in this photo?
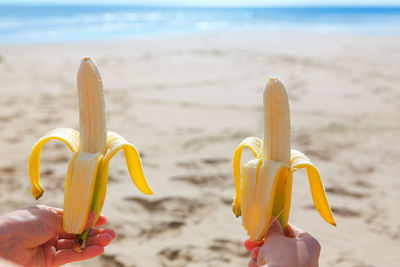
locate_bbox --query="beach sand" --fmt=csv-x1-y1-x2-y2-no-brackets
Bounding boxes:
0,31,399,266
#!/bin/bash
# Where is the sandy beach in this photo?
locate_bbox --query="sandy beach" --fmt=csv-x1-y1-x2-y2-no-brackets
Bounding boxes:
0,30,399,266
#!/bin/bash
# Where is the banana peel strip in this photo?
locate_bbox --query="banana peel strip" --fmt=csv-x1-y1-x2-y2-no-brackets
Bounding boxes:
290,149,336,226
232,137,262,216
29,128,79,199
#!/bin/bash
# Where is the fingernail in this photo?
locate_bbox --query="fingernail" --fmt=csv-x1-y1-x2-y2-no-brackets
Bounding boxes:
102,233,114,246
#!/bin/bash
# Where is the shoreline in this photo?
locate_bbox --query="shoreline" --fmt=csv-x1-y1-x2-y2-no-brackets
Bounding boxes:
1,27,400,47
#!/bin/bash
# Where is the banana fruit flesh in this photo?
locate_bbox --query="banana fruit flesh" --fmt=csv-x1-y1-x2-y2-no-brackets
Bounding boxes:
233,77,336,241
29,57,153,249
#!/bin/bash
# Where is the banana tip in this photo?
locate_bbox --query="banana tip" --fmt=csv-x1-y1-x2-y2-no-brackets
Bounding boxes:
232,204,241,217
32,189,43,200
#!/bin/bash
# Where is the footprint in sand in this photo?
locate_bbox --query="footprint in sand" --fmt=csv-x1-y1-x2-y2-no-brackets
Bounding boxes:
6,137,20,144
208,239,249,258
0,166,18,188
302,148,332,161
139,220,185,239
123,196,215,239
170,173,230,187
0,166,16,175
123,196,210,220
354,180,373,189
325,185,367,199
38,117,58,125
41,168,55,176
175,160,202,170
304,204,361,218
294,133,312,147
330,206,361,218
348,162,375,175
0,110,23,122
158,246,195,267
201,157,230,165
220,197,234,206
100,254,125,267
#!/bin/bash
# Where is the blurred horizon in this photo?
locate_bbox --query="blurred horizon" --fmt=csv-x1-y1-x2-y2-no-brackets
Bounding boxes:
0,5,399,44
0,0,400,7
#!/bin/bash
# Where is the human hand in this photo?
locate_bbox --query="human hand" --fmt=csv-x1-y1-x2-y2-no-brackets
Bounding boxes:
0,205,116,267
244,219,321,267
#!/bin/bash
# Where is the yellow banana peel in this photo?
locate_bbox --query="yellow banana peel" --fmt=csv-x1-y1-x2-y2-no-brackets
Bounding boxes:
29,57,153,249
233,77,336,241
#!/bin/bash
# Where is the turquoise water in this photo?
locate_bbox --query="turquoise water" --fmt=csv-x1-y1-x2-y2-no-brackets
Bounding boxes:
0,5,399,43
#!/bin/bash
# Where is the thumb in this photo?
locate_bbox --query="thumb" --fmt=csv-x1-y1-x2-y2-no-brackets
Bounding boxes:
266,216,284,238
285,223,305,238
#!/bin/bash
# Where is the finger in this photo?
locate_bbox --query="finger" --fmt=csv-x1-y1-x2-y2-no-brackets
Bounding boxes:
244,239,264,251
56,211,95,238
58,225,113,240
248,259,258,267
58,232,77,240
93,214,107,228
251,247,260,261
298,232,321,253
46,206,64,215
57,212,106,239
86,230,115,247
46,235,59,247
265,217,283,239
84,212,107,229
33,205,65,237
88,228,115,237
53,245,104,267
56,229,116,250
285,223,305,238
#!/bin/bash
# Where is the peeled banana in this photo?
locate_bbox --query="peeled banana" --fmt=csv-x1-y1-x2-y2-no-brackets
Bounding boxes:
232,77,336,241
29,57,153,249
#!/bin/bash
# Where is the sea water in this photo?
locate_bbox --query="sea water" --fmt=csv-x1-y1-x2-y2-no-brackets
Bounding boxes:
0,5,399,43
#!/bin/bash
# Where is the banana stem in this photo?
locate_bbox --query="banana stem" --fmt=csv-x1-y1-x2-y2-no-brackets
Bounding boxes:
75,229,90,252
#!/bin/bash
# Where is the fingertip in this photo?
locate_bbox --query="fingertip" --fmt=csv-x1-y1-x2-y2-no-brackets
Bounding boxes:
109,229,116,239
244,239,264,251
93,214,107,227
244,239,252,251
99,233,114,247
